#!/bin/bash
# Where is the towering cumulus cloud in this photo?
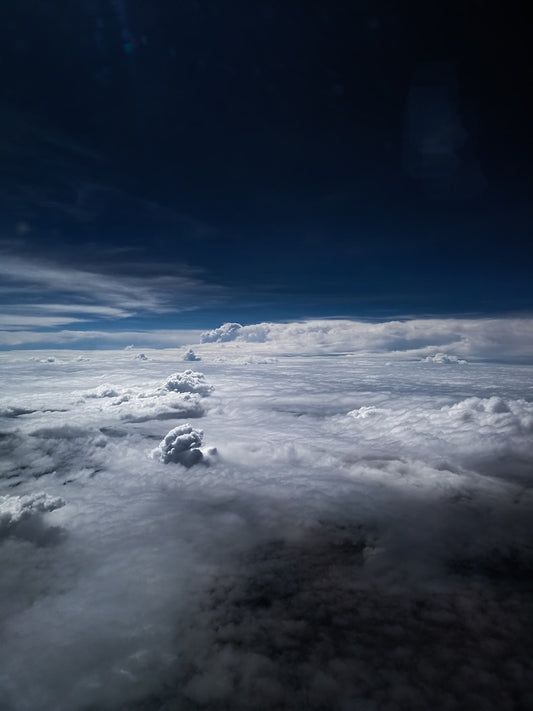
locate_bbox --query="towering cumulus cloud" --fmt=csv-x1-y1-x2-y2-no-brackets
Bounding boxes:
151,423,204,466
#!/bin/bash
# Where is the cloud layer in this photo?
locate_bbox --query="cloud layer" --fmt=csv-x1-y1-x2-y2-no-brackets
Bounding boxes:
0,350,531,710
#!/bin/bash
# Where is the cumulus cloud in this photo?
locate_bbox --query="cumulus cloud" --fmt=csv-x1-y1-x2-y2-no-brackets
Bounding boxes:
183,348,201,362
342,394,533,483
78,370,215,423
159,370,214,396
201,322,245,342
152,424,205,466
114,370,214,422
1,492,65,525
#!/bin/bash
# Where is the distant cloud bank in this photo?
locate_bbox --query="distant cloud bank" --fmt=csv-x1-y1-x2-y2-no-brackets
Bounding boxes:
199,318,533,362
1,316,533,362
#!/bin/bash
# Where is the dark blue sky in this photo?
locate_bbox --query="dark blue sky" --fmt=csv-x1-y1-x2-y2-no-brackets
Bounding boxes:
1,1,531,336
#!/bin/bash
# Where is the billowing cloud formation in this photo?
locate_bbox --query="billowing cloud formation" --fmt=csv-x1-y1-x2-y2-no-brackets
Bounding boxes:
152,423,204,465
160,369,214,396
200,318,533,361
201,322,244,342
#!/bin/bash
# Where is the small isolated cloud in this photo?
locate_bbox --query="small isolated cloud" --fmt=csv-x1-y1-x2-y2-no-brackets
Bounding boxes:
183,348,201,362
151,424,204,466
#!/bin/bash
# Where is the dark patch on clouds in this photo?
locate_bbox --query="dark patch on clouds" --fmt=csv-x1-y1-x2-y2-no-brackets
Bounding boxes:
127,524,532,711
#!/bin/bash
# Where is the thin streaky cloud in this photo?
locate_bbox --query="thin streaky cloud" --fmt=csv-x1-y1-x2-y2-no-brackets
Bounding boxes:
0,253,224,321
0,315,85,329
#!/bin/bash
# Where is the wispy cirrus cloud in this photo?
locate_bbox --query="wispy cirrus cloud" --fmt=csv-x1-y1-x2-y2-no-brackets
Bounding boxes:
0,250,224,336
0,328,204,348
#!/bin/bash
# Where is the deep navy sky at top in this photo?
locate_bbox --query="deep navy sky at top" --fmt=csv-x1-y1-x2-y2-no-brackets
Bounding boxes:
1,0,531,326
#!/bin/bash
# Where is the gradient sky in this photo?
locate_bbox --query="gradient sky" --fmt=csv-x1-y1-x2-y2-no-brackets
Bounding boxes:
1,1,531,338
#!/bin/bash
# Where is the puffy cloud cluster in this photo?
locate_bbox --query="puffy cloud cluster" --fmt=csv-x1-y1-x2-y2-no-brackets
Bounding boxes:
347,394,533,441
342,394,533,490
445,396,533,438
77,370,214,424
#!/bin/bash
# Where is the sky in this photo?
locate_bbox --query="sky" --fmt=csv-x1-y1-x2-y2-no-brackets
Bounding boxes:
1,1,532,343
